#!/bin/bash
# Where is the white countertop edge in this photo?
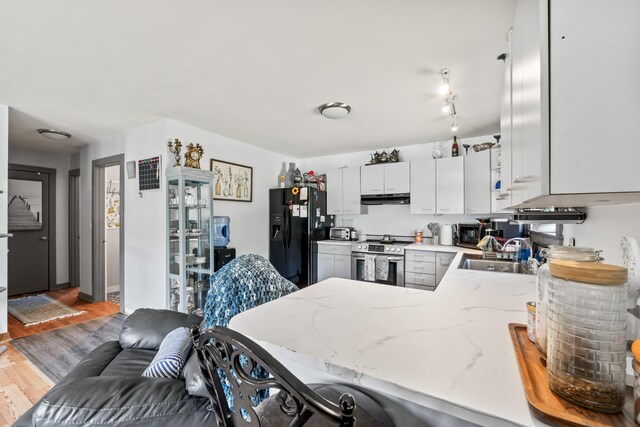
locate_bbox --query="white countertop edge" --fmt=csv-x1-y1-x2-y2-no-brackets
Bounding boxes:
317,240,354,246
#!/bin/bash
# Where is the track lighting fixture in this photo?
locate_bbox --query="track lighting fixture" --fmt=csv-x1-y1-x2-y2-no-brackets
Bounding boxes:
438,69,459,132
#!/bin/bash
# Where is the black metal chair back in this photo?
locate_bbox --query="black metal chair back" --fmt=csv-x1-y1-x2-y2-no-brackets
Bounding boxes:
191,325,356,427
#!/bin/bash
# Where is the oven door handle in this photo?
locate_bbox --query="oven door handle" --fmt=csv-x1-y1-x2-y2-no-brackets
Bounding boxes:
351,255,404,262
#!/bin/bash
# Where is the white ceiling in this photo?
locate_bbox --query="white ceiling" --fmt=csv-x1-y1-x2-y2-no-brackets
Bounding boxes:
0,0,516,156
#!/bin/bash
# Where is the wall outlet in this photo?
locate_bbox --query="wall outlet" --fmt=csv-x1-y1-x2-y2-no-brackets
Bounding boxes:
568,237,576,246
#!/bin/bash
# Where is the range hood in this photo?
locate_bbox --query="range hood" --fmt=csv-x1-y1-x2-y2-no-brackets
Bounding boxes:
361,193,411,205
510,208,586,224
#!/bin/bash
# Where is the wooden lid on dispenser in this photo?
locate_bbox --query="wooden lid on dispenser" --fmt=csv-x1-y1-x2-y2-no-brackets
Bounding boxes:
549,259,628,285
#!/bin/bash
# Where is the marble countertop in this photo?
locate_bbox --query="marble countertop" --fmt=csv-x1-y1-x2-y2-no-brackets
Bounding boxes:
230,251,539,426
405,242,481,254
317,240,353,246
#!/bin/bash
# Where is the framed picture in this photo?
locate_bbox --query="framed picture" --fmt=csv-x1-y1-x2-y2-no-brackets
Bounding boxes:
210,159,253,202
8,179,43,231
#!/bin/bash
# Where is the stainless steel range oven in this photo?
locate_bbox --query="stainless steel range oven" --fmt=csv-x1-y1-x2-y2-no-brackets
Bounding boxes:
351,242,405,286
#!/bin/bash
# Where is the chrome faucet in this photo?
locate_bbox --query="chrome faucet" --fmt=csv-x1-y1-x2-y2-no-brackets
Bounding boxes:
503,238,537,272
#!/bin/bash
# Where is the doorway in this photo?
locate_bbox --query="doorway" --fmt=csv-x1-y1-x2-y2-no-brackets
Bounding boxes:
92,155,124,311
7,164,56,296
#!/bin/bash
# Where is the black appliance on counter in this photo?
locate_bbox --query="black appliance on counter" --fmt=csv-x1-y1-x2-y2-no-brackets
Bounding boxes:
456,220,526,248
213,247,236,272
269,188,332,288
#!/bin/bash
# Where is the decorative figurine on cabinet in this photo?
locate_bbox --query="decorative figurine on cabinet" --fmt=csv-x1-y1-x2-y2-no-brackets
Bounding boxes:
167,139,182,167
184,143,204,169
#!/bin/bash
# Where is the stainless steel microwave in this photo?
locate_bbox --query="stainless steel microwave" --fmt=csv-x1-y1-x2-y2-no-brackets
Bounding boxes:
330,227,356,241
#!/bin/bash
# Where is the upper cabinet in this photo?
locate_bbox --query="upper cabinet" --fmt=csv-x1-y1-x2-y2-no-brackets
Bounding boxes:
436,157,464,214
383,162,411,194
464,150,491,214
502,0,640,208
327,167,366,215
360,165,384,195
360,163,410,195
410,160,436,215
326,168,343,215
548,0,640,195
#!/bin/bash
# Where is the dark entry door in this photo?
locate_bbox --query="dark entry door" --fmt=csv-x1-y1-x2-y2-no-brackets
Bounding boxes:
8,169,50,296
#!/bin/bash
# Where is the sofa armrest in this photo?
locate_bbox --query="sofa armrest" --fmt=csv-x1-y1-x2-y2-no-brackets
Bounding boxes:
32,376,214,427
119,308,203,350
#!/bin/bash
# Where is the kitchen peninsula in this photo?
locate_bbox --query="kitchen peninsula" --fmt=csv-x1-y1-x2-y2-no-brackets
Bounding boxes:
230,248,541,426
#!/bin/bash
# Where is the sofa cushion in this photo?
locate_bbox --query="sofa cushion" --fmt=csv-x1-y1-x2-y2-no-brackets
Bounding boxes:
142,327,192,379
119,308,202,350
100,348,157,377
32,376,214,427
180,351,209,398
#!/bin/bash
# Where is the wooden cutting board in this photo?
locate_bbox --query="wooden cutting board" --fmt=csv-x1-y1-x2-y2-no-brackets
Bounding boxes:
509,323,635,426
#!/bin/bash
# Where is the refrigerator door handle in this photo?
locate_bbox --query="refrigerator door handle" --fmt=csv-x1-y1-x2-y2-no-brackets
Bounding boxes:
286,207,292,249
282,205,289,250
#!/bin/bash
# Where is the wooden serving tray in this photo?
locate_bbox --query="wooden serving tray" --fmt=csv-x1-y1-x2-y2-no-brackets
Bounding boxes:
509,323,635,427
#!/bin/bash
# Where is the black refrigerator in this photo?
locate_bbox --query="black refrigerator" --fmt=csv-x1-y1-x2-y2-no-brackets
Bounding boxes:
269,188,331,288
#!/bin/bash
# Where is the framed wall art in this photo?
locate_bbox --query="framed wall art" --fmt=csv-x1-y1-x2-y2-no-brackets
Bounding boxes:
138,156,161,191
210,159,253,202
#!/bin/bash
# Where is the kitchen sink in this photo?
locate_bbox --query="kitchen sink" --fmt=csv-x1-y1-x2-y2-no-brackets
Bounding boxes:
458,254,531,274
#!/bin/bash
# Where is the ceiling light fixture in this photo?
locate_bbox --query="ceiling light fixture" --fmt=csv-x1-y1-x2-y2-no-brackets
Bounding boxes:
439,69,450,95
438,69,459,133
37,129,71,140
318,102,351,119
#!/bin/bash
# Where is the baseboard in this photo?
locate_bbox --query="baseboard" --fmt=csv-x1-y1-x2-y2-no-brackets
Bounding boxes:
50,282,71,291
78,292,94,302
0,332,11,342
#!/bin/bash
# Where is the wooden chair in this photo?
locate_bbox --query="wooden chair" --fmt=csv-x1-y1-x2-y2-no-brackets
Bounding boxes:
191,325,393,427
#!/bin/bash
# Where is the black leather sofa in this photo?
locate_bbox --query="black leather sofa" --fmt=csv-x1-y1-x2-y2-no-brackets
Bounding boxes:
14,308,213,427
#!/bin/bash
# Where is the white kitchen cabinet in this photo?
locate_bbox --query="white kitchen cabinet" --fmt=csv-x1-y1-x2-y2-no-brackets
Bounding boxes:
326,168,343,215
410,160,436,215
316,243,352,282
494,29,513,213
343,167,365,214
436,157,464,214
327,167,366,215
360,165,384,195
383,162,410,194
404,249,454,290
549,0,640,195
360,163,410,195
435,252,455,285
333,254,351,279
464,150,491,214
317,253,335,282
500,0,639,208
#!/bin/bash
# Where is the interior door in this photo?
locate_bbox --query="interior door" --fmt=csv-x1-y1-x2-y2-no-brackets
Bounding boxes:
69,172,80,287
8,169,50,296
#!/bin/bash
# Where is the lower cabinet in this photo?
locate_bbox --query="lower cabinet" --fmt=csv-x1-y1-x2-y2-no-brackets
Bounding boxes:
317,243,352,282
404,249,455,291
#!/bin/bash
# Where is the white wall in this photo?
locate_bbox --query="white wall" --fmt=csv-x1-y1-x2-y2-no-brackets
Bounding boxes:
80,119,293,313
299,135,507,237
8,146,72,284
0,106,8,334
563,203,640,267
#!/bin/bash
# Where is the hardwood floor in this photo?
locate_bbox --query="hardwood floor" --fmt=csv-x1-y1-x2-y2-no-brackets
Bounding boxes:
0,343,53,426
12,314,126,383
8,287,120,339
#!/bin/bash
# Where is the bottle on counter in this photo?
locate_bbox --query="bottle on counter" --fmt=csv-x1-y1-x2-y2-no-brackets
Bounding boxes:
452,136,459,157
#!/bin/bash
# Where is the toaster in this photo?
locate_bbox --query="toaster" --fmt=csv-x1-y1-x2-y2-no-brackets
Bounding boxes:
330,227,356,241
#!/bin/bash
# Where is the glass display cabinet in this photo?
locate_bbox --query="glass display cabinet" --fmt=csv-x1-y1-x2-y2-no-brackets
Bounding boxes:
166,167,215,315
